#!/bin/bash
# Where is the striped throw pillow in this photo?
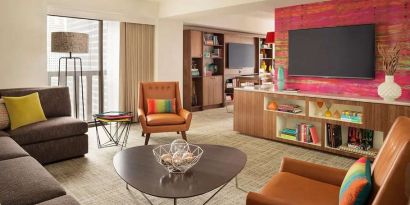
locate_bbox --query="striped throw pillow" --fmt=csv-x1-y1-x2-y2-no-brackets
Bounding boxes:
339,157,372,205
147,99,176,115
0,99,10,130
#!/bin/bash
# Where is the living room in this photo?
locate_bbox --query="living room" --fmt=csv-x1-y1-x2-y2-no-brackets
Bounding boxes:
0,0,409,205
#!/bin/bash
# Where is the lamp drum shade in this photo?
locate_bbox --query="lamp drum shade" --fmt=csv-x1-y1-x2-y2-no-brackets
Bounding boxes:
51,32,89,53
265,32,275,44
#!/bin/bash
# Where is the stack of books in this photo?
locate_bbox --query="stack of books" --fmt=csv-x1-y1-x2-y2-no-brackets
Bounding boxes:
326,124,342,148
347,127,374,151
277,104,303,114
280,128,297,140
191,68,200,77
279,124,319,144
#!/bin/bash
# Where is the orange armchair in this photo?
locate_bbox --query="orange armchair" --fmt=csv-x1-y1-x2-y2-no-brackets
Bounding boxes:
138,82,192,145
247,116,410,205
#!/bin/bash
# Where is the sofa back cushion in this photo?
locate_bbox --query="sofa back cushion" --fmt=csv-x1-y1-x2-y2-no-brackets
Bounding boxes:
0,99,9,130
0,87,71,118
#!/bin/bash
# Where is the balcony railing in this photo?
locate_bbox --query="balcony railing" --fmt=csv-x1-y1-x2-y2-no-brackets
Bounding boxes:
48,70,101,122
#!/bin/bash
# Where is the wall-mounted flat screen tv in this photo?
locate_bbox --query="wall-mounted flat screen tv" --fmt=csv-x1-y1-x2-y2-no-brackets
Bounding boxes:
227,43,255,69
288,24,375,79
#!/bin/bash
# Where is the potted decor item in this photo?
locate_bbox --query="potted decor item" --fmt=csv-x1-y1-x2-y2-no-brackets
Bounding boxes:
277,66,285,91
377,44,402,101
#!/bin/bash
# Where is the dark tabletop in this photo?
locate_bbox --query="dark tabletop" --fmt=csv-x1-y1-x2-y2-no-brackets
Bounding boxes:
113,144,247,198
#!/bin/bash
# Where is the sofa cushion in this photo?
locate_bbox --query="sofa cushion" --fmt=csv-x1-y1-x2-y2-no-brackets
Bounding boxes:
0,99,10,130
260,172,340,205
3,92,47,130
146,113,185,126
0,136,29,161
8,116,88,145
37,195,80,205
0,87,71,118
0,130,9,137
0,156,66,205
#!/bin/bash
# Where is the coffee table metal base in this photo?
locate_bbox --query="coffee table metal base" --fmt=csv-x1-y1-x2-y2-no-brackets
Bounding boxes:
126,176,245,205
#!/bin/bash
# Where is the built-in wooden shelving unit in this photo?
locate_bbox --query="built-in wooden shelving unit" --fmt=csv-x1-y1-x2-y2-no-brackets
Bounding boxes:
234,87,410,160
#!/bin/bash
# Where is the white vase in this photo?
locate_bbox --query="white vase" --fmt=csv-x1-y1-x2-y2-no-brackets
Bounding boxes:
377,75,402,101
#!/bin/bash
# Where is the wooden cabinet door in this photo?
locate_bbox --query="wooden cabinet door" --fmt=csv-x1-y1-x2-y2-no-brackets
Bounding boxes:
213,76,223,105
190,31,202,58
202,77,212,106
233,90,264,138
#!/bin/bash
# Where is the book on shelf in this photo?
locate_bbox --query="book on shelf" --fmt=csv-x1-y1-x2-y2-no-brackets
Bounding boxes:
277,104,303,114
310,127,319,144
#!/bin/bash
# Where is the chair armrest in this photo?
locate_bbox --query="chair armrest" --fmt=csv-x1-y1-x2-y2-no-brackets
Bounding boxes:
246,192,290,205
279,157,347,186
137,108,147,127
179,109,192,127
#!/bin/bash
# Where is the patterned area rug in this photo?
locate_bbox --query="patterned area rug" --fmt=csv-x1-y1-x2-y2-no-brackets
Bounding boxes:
45,108,354,205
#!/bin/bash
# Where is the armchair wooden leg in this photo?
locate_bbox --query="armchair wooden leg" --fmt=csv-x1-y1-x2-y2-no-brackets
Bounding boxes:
145,133,151,145
181,131,187,141
177,131,180,134
141,132,145,137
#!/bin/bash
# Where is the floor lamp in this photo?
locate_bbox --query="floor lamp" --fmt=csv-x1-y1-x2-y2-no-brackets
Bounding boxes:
51,32,89,120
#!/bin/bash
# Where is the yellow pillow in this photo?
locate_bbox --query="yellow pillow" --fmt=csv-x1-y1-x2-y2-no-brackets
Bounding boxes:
3,92,47,130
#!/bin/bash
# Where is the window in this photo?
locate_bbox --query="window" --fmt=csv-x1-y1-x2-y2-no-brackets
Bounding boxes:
47,16,120,121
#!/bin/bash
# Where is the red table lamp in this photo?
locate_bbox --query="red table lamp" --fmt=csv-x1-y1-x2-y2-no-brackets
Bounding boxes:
265,32,275,44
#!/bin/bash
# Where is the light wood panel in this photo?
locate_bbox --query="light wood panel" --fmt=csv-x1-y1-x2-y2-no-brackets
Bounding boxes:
234,90,264,138
190,30,202,58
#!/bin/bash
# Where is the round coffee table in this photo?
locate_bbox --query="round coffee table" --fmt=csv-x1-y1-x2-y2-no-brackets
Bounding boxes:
113,144,247,205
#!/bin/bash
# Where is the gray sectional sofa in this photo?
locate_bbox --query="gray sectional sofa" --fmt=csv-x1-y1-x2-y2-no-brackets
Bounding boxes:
0,87,87,205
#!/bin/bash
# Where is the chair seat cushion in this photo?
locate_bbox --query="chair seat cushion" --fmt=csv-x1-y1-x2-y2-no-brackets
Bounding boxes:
8,116,88,145
0,156,66,205
146,113,185,126
37,195,80,205
260,172,340,205
0,136,29,161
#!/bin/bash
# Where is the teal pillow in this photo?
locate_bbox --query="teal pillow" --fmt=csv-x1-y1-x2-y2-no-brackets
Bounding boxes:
339,157,372,205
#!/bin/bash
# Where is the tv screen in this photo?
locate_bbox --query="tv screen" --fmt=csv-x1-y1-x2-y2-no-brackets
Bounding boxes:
288,24,375,79
227,43,255,68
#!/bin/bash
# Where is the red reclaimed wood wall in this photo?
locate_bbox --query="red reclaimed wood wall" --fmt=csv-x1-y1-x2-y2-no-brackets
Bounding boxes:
275,0,410,100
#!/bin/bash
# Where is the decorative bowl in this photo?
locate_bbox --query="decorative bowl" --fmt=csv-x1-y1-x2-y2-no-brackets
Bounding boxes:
152,139,203,174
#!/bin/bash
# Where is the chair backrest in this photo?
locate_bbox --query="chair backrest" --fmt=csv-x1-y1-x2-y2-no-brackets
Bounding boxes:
370,116,410,204
138,82,182,114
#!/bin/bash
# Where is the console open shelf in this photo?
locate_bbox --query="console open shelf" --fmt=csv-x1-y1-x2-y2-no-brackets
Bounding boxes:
232,89,408,160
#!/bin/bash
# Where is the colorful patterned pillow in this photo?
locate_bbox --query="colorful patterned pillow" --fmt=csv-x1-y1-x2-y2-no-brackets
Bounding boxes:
147,99,176,115
339,157,372,205
0,99,10,130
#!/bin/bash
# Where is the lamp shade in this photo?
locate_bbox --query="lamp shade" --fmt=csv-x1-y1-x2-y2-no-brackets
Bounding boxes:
265,32,275,44
51,32,89,53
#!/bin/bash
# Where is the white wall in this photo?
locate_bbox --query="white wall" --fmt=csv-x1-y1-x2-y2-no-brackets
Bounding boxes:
0,0,48,89
155,19,184,91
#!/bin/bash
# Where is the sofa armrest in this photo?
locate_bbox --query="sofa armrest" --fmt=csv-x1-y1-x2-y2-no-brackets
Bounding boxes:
179,109,192,127
279,157,347,186
137,108,147,127
246,192,290,205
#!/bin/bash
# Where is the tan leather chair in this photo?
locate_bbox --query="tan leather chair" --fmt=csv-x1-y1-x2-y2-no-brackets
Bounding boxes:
137,82,192,145
247,116,410,205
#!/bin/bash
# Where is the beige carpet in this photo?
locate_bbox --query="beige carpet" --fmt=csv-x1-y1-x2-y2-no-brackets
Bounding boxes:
45,108,354,205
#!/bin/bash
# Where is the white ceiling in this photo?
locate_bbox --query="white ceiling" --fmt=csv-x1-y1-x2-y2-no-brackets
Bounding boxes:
149,0,326,33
